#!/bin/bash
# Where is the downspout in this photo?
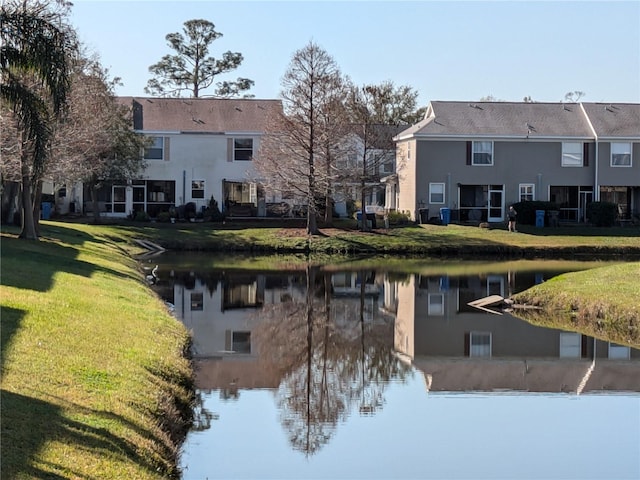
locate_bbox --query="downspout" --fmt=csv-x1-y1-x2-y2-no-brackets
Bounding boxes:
581,103,599,200
182,170,186,205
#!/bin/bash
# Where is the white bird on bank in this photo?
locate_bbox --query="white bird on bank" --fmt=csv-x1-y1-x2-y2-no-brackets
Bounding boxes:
145,265,158,284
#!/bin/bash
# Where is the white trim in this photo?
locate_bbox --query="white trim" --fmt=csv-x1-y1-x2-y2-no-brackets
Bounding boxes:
610,142,633,167
561,142,583,167
472,141,494,166
519,183,535,201
429,182,445,204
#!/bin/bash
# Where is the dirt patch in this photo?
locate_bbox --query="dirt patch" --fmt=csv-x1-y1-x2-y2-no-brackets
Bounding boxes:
277,228,389,238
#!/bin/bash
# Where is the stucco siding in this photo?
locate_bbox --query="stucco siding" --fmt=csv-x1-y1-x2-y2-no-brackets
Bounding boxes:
397,140,417,217
142,133,260,209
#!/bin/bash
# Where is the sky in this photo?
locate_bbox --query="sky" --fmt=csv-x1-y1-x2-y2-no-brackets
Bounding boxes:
69,0,640,106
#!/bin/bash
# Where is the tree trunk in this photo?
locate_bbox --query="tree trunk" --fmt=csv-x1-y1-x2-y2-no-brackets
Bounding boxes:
307,206,318,235
91,182,102,224
324,193,333,227
360,179,369,232
19,159,38,240
32,180,43,237
1,181,20,225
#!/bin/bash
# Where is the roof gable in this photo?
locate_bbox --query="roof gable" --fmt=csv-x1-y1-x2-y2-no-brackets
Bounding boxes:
398,101,595,139
117,96,283,134
581,103,640,139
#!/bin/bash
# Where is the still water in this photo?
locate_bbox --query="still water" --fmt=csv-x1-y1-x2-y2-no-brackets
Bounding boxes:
146,255,640,480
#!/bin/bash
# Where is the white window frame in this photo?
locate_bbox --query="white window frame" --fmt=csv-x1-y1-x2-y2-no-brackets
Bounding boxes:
429,182,445,204
144,136,164,160
428,293,444,315
472,141,493,166
191,180,205,199
233,138,254,161
608,342,630,359
470,331,492,357
611,142,632,167
519,183,535,202
562,142,583,167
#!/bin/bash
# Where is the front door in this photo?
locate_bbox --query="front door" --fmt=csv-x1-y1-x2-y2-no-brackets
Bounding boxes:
488,186,504,222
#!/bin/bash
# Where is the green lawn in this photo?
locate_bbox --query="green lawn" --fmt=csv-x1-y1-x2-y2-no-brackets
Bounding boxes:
1,219,638,477
1,224,193,479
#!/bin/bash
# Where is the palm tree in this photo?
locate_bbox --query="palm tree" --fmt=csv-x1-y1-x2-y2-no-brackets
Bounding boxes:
1,0,73,239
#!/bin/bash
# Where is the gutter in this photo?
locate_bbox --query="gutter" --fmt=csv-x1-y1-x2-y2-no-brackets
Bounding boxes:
580,103,599,200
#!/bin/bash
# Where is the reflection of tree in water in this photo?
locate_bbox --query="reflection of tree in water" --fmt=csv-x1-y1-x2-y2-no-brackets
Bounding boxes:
253,266,412,456
191,391,219,431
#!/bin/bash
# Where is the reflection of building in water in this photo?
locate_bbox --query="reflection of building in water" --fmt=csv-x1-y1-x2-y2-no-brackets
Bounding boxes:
161,270,396,390
394,270,640,393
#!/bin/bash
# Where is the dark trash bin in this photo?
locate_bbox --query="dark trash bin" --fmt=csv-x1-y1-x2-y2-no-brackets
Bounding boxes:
535,210,545,228
418,208,429,224
439,207,451,226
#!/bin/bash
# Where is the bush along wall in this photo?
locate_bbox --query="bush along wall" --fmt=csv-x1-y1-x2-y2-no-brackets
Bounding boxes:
511,201,558,225
586,201,617,227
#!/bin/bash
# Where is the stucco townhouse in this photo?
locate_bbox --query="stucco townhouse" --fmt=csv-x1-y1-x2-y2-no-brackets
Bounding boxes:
393,101,640,224
80,96,282,219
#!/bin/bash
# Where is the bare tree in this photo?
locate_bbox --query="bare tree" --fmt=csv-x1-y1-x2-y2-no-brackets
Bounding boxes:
145,19,254,98
343,82,418,231
564,90,586,102
255,41,343,234
48,52,148,223
1,0,75,239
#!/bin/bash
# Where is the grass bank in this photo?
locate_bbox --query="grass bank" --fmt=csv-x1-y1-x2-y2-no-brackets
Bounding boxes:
54,218,640,258
1,223,194,479
511,262,640,348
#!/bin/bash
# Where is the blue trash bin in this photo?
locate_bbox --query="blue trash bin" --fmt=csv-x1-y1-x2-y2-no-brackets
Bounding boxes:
439,207,451,226
535,210,545,228
41,202,52,220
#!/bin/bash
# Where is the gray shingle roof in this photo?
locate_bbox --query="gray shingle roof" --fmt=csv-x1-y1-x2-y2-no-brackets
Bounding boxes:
581,102,640,139
117,96,283,133
397,101,596,139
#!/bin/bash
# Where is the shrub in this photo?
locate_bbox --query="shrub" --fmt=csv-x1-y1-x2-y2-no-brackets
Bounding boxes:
586,201,617,227
387,210,411,225
157,211,171,222
204,196,225,222
135,211,150,222
511,201,558,225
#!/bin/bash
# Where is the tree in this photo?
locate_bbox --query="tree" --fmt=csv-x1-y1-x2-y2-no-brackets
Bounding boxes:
0,0,74,239
343,81,419,231
256,41,343,234
564,90,586,102
145,19,254,98
48,52,148,223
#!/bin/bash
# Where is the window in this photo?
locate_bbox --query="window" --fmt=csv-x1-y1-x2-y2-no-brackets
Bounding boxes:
382,159,394,173
232,331,251,354
562,142,583,167
234,138,253,161
429,183,445,204
519,184,535,202
608,342,630,359
190,292,203,311
428,293,444,315
473,141,493,165
611,142,632,167
192,180,205,199
470,332,491,357
144,136,164,160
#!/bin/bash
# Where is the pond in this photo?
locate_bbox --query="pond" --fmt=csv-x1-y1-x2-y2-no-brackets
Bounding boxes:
145,255,640,480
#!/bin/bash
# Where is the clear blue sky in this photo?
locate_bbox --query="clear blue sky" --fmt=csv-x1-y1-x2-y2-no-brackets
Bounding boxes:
70,0,640,106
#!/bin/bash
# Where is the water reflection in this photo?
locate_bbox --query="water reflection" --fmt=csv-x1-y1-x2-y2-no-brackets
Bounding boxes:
147,257,640,478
